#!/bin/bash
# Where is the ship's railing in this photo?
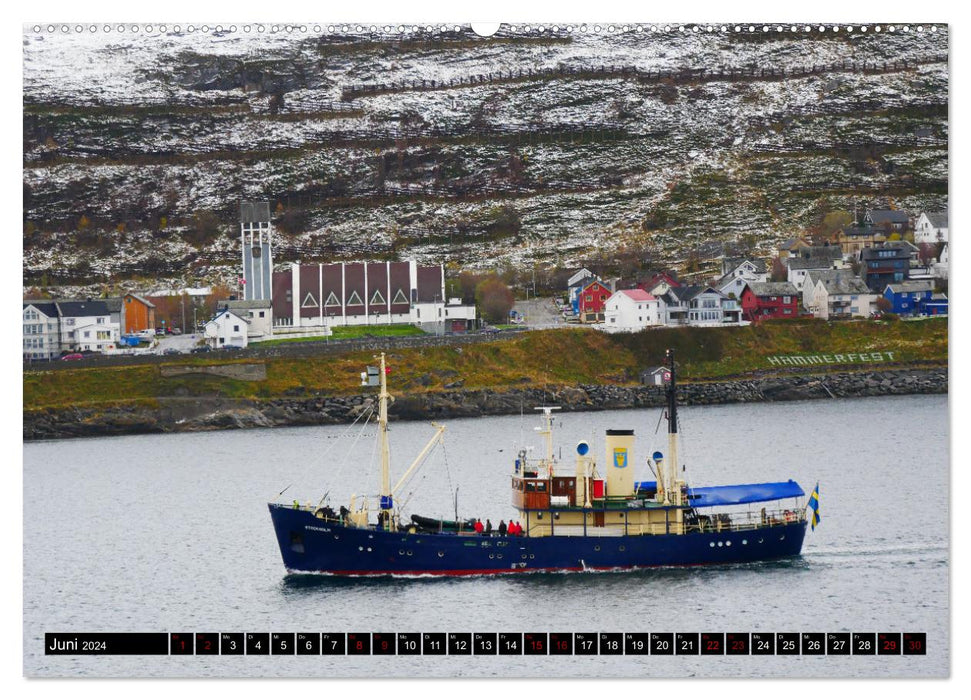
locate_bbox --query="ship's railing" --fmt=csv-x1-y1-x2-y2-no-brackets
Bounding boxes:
682,506,806,535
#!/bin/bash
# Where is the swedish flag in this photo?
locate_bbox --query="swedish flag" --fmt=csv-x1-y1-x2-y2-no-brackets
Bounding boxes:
807,482,821,531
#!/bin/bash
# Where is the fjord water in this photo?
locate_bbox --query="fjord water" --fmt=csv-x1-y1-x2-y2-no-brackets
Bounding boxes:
24,395,948,678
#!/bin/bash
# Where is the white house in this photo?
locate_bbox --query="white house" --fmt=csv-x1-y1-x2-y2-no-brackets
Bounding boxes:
808,273,876,320
414,298,478,334
23,302,61,361
23,299,121,359
219,299,273,340
787,256,842,292
73,320,118,353
714,258,768,299
914,212,948,244
686,287,743,326
55,300,120,353
205,310,250,348
603,289,662,332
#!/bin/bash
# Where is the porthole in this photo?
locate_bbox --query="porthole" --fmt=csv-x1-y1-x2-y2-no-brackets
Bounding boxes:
497,554,503,559
366,547,372,552
368,534,373,539
522,554,527,560
619,545,626,552
334,535,340,540
709,542,715,548
725,541,732,547
529,554,535,559
438,551,444,557
358,546,364,551
489,553,495,559
758,538,764,544
780,535,785,540
407,550,413,556
399,549,405,555
717,542,723,547
742,539,748,545
594,545,601,552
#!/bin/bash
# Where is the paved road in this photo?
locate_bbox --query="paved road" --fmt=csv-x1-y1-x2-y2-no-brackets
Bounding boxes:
512,297,569,329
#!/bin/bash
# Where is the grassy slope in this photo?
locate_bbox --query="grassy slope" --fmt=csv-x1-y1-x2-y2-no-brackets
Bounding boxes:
23,319,947,411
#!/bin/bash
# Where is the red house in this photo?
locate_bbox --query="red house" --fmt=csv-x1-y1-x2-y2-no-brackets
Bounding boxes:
578,280,612,323
741,282,801,322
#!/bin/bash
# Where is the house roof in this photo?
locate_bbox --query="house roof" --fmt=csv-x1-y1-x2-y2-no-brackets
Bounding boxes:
797,246,842,261
207,309,249,326
56,297,123,313
885,281,934,294
923,211,948,229
570,274,598,289
724,257,768,274
581,279,608,293
641,271,680,287
867,209,910,225
123,292,156,307
787,256,836,271
220,298,273,310
813,272,871,295
640,366,668,377
746,282,799,297
23,301,59,317
617,289,656,302
779,237,810,251
669,284,703,302
56,300,111,317
860,243,912,260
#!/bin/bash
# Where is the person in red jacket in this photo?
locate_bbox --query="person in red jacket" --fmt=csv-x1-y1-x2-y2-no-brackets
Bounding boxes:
474,518,484,534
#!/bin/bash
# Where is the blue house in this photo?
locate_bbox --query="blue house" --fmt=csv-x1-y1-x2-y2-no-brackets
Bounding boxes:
883,281,934,315
919,294,948,316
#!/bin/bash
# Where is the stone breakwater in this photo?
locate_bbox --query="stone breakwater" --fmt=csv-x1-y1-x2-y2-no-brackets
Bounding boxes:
23,368,947,441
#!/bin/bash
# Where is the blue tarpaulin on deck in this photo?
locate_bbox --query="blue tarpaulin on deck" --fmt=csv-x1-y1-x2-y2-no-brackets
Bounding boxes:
635,480,804,507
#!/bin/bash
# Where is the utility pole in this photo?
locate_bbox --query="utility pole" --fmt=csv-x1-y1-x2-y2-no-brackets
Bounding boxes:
180,295,186,333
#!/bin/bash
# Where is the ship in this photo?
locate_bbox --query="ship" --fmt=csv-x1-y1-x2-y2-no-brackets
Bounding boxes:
269,349,810,576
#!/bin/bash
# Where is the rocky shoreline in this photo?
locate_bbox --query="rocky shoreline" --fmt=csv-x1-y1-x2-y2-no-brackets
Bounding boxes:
23,367,947,441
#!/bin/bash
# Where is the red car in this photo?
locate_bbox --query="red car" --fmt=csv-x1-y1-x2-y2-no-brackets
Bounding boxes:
60,353,84,361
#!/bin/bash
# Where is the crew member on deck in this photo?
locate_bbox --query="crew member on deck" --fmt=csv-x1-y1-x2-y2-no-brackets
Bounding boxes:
485,519,493,536
474,519,484,534
498,520,507,536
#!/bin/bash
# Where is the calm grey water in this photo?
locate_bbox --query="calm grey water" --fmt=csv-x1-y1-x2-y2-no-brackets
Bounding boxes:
23,395,949,678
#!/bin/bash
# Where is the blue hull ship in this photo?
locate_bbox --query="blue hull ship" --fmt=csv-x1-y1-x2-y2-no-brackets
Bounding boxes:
269,504,807,575
269,350,811,577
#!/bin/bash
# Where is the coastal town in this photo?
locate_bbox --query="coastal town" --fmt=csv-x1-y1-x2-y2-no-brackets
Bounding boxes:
23,203,948,362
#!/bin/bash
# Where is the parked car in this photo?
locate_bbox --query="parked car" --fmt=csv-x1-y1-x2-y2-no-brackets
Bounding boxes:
221,344,244,351
170,328,182,335
60,353,84,361
155,327,167,336
162,348,180,355
190,345,212,354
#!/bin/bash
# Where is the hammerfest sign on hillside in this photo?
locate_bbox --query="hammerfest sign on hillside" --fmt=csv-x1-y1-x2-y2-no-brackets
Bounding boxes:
766,352,897,366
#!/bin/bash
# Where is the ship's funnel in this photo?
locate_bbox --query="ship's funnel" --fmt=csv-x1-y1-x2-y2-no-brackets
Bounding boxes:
604,429,635,498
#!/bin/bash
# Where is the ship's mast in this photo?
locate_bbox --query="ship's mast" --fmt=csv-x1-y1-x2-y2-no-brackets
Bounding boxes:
535,407,560,478
665,348,681,506
378,353,392,521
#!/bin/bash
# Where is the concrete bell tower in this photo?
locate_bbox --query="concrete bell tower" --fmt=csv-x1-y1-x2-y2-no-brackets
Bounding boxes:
240,201,273,301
